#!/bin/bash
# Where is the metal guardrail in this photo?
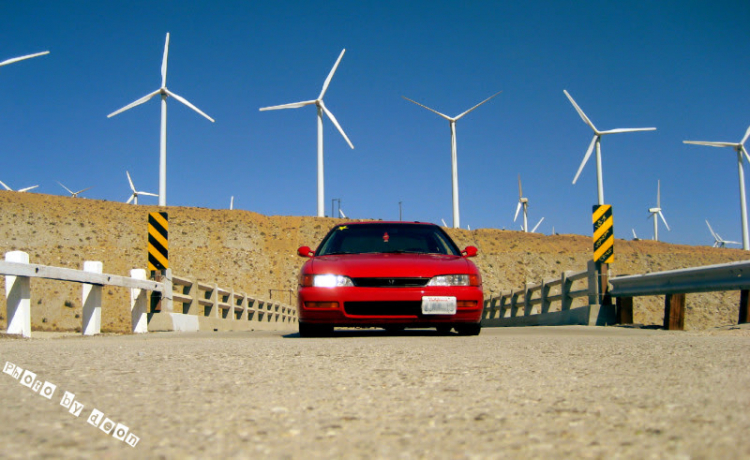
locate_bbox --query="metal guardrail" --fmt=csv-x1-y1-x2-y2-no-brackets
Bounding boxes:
608,260,750,297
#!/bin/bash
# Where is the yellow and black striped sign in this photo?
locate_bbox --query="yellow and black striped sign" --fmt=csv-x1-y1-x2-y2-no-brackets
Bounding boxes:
148,212,168,271
592,205,614,264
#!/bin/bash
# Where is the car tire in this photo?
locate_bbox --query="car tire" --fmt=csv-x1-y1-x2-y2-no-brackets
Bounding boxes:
455,323,481,336
299,323,333,338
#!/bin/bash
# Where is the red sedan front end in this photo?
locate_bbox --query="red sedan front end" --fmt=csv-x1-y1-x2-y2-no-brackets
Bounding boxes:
296,222,484,336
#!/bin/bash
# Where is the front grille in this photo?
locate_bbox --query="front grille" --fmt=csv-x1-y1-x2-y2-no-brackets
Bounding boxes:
344,301,422,316
351,277,429,288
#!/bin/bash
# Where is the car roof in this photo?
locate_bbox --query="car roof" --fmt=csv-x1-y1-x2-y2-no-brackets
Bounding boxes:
336,221,438,226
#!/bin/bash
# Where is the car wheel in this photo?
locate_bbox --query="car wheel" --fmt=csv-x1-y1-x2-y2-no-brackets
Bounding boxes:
435,325,452,335
455,323,481,336
299,323,333,338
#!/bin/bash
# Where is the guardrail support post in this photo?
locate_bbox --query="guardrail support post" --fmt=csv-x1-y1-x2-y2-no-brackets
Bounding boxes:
130,269,148,333
82,261,103,336
664,293,685,331
740,290,750,324
561,271,572,311
616,296,634,324
5,251,31,338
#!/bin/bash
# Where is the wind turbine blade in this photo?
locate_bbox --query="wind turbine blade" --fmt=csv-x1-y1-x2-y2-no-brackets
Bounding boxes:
319,49,345,100
454,91,501,120
339,208,347,219
166,90,215,122
514,202,522,222
706,220,718,239
126,195,135,204
632,229,637,239
683,140,737,148
57,181,74,195
572,136,598,184
107,89,161,118
140,192,159,197
321,103,354,149
600,127,656,134
659,211,670,231
259,100,316,111
0,180,11,191
161,33,170,87
657,180,661,207
401,96,452,121
77,187,93,195
126,171,136,191
743,125,750,145
531,217,545,233
517,174,522,199
19,185,38,192
742,146,750,165
0,51,49,67
563,90,598,133
441,219,447,227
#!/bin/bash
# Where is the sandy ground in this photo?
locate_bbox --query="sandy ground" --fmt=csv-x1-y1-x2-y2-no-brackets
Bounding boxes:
0,326,749,459
0,191,748,332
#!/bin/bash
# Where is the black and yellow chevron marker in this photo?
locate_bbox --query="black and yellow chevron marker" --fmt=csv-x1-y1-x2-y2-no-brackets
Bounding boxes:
148,212,169,271
592,205,614,264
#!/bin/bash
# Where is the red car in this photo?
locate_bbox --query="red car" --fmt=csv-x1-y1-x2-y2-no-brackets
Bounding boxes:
296,221,484,337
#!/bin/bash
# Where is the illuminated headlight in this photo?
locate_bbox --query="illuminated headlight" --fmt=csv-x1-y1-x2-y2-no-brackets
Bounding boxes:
427,275,472,286
313,274,354,288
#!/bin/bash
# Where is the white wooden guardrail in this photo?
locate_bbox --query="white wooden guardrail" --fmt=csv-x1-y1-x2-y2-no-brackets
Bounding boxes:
1,251,296,338
482,260,612,327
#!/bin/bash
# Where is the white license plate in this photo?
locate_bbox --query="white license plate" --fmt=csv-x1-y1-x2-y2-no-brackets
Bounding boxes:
421,296,457,315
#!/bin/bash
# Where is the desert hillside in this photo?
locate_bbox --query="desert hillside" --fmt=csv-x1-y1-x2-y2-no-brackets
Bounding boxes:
0,191,747,332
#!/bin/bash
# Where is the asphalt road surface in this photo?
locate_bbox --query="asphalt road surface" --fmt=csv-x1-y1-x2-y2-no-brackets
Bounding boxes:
1,326,749,459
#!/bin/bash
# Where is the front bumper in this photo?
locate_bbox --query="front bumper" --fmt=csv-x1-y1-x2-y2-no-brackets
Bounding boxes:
297,285,484,327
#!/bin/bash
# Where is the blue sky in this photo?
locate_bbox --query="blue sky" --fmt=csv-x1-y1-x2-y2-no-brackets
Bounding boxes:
1,1,749,247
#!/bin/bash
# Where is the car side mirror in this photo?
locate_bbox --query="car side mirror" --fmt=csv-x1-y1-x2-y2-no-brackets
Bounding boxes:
462,246,478,257
297,246,314,258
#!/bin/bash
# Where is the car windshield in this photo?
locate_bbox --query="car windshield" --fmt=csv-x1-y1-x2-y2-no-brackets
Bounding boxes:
315,223,462,256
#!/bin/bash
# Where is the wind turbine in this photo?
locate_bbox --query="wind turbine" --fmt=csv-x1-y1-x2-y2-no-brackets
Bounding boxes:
514,174,529,232
706,220,741,248
632,229,641,241
57,182,92,198
0,50,49,69
684,125,750,250
126,171,158,205
0,180,37,192
260,49,354,218
648,179,670,241
564,90,656,205
339,208,347,219
108,33,214,207
403,91,501,229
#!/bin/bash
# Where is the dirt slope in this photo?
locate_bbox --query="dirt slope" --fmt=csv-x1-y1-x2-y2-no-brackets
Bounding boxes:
0,191,747,332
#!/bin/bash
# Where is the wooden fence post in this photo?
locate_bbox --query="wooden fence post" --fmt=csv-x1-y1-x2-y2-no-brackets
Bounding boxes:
616,296,634,324
130,269,148,333
5,251,31,338
664,293,686,331
740,290,750,324
82,261,103,336
561,271,572,311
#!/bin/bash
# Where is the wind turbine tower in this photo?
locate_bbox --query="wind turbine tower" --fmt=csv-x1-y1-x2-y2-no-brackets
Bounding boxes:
260,49,354,218
403,91,501,228
648,179,670,241
564,90,656,205
108,33,215,207
684,125,750,250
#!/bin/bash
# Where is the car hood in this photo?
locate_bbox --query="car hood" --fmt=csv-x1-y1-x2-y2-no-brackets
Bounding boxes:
308,253,475,278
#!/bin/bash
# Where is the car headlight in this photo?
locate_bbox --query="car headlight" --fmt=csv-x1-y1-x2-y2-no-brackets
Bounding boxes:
311,274,354,288
427,274,478,286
